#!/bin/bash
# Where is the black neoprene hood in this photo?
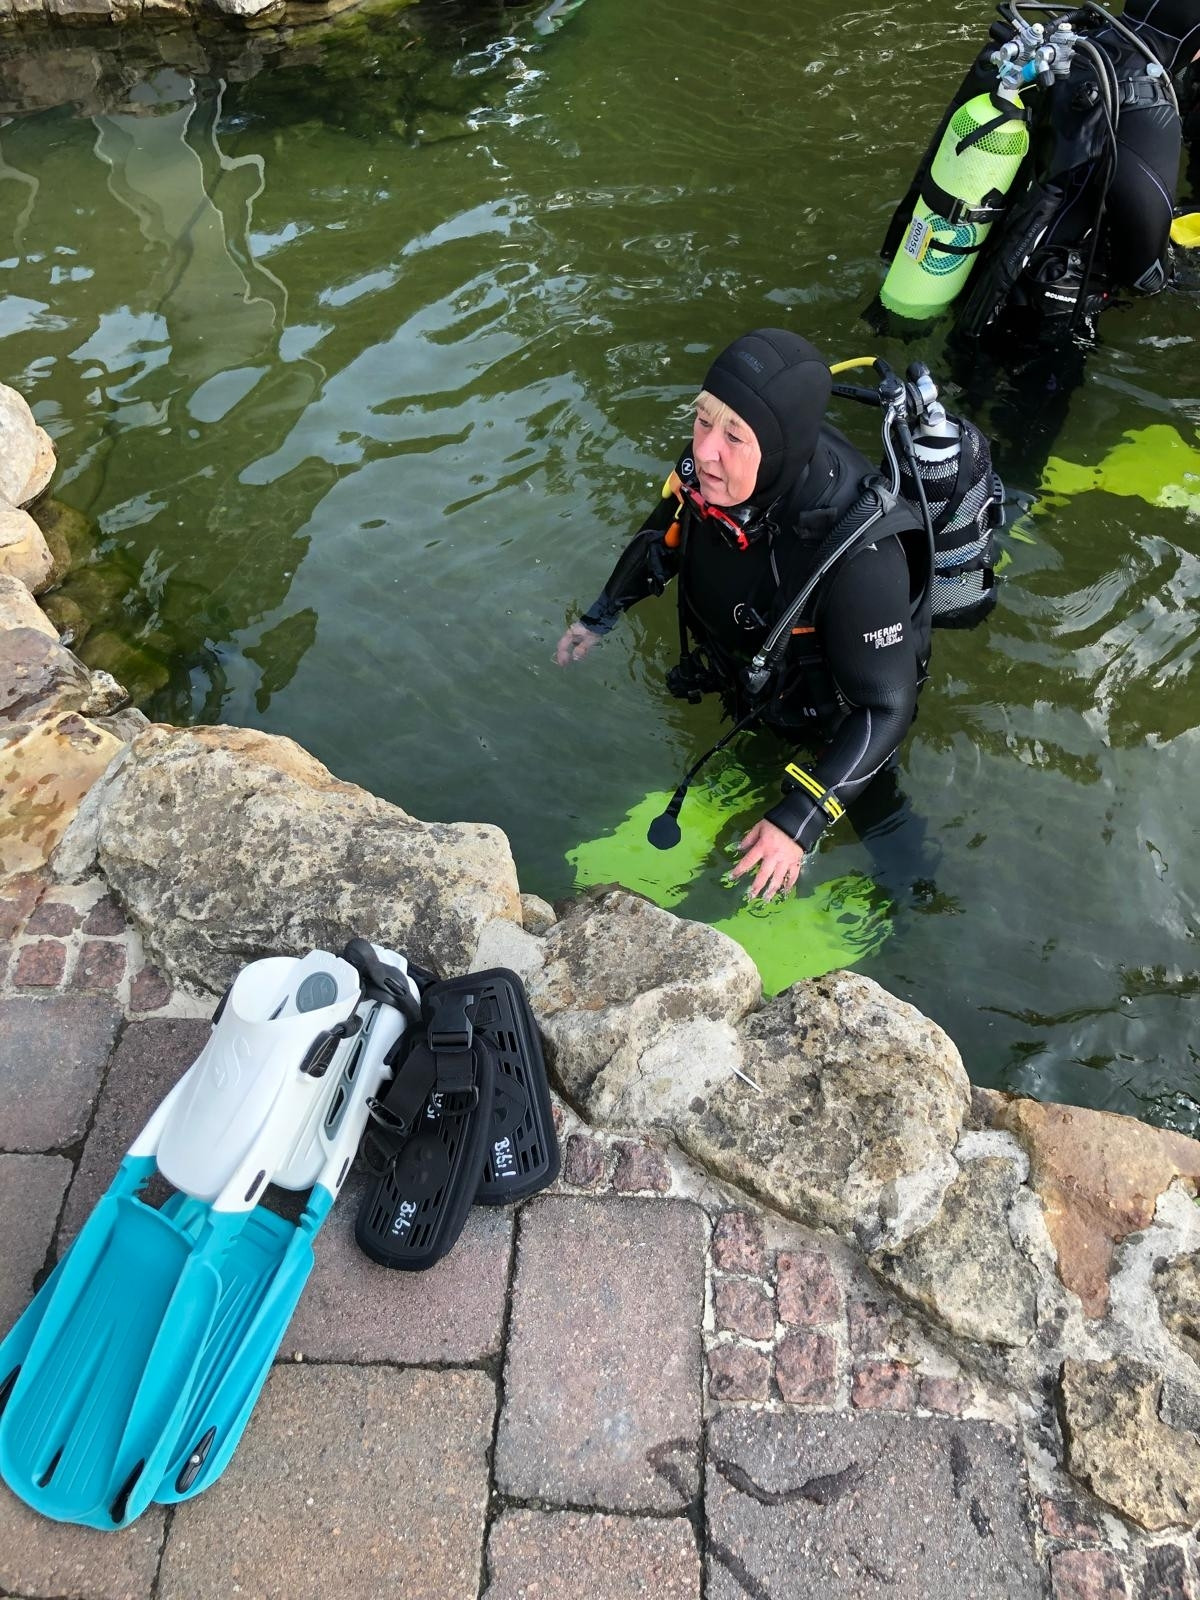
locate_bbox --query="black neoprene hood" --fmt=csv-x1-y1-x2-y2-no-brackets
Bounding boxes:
701,328,833,506
1122,0,1200,69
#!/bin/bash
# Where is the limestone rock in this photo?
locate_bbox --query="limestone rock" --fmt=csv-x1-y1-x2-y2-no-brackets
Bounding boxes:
93,706,151,746
208,0,287,23
873,1157,1039,1347
0,628,92,725
472,918,546,985
84,724,522,993
80,669,130,718
0,385,38,506
683,974,971,1241
0,712,124,877
1153,1254,1200,1367
0,575,57,641
32,498,95,572
1059,1358,1200,1531
37,592,88,649
17,427,55,509
0,504,54,595
528,890,761,1118
520,892,556,935
998,1099,1200,1317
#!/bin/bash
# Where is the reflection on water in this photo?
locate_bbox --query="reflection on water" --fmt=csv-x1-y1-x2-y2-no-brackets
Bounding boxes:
0,0,1197,1131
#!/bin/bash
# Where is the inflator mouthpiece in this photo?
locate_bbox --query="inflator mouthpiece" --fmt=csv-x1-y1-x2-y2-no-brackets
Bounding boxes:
647,787,688,851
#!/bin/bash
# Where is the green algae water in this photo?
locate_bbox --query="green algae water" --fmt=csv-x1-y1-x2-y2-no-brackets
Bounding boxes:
2,0,1198,1131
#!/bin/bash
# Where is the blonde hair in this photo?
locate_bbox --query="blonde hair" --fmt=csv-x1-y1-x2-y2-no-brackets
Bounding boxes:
692,389,750,436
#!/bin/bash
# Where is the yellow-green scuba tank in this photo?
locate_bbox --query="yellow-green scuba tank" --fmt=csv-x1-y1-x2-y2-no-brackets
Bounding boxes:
880,89,1030,321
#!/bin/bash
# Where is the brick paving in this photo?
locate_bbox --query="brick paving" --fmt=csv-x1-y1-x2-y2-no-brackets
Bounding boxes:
1,873,1197,1597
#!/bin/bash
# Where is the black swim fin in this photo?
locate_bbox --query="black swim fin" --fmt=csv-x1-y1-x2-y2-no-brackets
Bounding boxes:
469,968,560,1204
355,986,496,1270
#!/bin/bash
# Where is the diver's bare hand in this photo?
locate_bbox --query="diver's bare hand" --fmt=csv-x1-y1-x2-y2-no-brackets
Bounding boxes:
731,819,804,901
555,621,603,665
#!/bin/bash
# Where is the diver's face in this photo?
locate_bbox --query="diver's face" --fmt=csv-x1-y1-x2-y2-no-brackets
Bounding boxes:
692,401,762,506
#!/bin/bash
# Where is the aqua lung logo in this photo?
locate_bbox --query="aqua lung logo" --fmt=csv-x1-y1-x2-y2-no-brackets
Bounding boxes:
927,220,978,276
864,622,905,650
682,456,695,476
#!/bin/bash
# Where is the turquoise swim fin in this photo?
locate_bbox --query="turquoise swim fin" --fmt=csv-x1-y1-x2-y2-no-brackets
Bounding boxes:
0,944,418,1530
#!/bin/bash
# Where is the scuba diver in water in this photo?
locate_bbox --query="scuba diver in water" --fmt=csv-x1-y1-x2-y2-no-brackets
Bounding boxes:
880,0,1200,348
555,329,1001,903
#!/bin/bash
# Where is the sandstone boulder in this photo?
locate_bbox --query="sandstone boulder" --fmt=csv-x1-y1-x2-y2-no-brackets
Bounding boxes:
0,504,54,595
17,427,56,508
684,974,971,1242
70,724,521,992
208,0,287,23
1059,1358,1200,1531
532,906,970,1241
1153,1254,1200,1368
528,890,760,1120
998,1100,1200,1317
873,1156,1039,1347
0,628,92,725
0,575,57,641
0,385,39,506
0,712,124,877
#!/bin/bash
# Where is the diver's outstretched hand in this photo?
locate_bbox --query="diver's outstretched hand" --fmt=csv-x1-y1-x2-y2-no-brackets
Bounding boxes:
731,819,805,901
555,621,603,665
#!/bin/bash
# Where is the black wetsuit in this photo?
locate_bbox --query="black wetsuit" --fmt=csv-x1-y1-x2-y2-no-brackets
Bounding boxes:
581,427,929,851
1036,21,1182,295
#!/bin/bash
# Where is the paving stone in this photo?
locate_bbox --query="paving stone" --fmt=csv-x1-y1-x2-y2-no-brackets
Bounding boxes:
60,1017,210,1243
848,1297,895,1353
24,900,80,935
81,893,126,936
0,1152,72,1331
72,938,126,993
0,996,119,1150
1142,1545,1196,1600
563,1132,609,1189
287,1173,513,1363
485,1510,701,1599
711,1210,767,1275
1051,1548,1131,1598
775,1330,837,1405
0,872,45,939
159,1365,493,1600
777,1248,843,1325
0,1483,165,1599
712,1276,775,1339
128,964,173,1013
920,1375,969,1416
13,938,66,987
1040,1495,1102,1544
612,1140,671,1194
852,1359,918,1412
708,1343,771,1402
707,1410,1041,1599
496,1196,704,1512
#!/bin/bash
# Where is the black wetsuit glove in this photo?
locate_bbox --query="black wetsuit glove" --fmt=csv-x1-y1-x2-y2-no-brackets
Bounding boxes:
578,493,681,634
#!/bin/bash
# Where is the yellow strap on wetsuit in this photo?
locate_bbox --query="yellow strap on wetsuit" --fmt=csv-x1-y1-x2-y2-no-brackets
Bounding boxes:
784,763,845,824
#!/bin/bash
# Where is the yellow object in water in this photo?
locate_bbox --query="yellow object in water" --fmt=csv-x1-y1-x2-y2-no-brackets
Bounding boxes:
1040,424,1200,515
1170,212,1200,249
566,763,893,995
